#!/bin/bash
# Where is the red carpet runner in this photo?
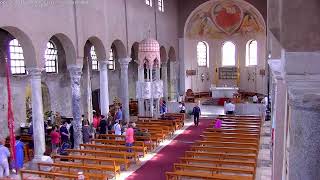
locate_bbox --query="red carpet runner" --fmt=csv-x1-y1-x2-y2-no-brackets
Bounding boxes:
127,119,211,180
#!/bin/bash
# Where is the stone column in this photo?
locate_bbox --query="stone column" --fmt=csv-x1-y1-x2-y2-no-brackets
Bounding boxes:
272,77,287,180
28,68,46,160
161,63,168,101
137,65,145,116
68,65,83,149
287,87,320,180
119,58,131,122
99,60,110,116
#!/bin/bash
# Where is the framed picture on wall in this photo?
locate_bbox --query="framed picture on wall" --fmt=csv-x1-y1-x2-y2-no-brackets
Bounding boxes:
218,67,238,79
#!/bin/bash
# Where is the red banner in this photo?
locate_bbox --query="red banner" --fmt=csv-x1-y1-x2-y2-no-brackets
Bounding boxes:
5,57,17,171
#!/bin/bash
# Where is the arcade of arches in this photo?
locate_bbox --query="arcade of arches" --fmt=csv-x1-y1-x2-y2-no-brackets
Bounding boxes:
0,0,319,180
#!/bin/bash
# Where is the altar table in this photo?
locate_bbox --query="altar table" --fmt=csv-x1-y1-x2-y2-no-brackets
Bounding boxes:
210,87,239,98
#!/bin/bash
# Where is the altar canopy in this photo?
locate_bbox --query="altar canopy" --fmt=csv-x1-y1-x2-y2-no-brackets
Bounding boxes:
136,37,163,117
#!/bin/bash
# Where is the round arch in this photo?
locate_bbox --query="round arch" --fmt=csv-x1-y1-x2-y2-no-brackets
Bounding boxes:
168,47,176,62
160,46,167,64
130,42,139,62
42,33,77,67
0,26,37,68
111,39,127,59
85,36,106,60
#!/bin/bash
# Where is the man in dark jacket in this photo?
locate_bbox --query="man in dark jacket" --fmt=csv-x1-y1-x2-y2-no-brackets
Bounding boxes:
192,104,201,126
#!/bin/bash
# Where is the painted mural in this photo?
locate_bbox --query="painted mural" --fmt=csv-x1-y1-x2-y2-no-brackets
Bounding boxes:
185,0,264,39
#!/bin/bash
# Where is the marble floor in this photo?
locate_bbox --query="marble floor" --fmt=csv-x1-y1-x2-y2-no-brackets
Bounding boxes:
255,121,272,180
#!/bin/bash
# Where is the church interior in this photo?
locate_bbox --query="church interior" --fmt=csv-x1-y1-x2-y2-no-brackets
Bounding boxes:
0,0,319,179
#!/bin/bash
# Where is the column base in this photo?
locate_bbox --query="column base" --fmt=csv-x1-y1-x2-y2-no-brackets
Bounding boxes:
29,155,53,170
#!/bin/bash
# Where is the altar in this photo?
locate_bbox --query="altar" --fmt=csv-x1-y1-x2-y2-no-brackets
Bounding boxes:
210,86,239,98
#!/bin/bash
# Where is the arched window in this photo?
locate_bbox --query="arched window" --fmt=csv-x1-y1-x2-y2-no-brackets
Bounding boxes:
222,41,236,66
90,46,99,70
158,0,164,12
108,49,115,70
145,0,152,7
45,41,58,73
9,39,26,74
197,41,209,67
246,40,257,66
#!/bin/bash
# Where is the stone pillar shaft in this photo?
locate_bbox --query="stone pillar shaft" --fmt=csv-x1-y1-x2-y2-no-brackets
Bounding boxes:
119,58,131,122
137,66,145,116
162,63,168,101
28,68,45,160
100,60,110,116
272,78,287,180
68,65,82,149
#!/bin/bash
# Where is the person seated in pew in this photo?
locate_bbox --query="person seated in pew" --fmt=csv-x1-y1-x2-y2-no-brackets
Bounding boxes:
0,139,10,178
224,100,235,115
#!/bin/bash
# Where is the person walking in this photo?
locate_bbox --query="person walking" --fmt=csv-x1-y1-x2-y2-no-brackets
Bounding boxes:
192,104,201,126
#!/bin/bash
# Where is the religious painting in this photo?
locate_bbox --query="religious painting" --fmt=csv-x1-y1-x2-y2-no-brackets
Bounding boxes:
212,1,243,35
186,70,197,76
185,0,265,39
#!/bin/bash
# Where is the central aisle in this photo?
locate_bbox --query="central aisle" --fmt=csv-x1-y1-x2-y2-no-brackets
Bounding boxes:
126,119,211,180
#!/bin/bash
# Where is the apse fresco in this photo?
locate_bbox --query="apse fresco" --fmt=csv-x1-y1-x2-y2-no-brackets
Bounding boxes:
186,0,264,39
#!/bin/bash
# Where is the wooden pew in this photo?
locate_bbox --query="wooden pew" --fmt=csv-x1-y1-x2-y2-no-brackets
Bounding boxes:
190,146,258,155
203,131,260,139
179,157,256,168
166,171,252,180
65,149,133,170
53,155,120,169
97,135,154,151
194,140,259,149
201,135,259,144
173,163,255,177
20,169,79,180
184,151,257,161
37,162,114,178
206,128,260,134
20,169,109,180
81,143,147,157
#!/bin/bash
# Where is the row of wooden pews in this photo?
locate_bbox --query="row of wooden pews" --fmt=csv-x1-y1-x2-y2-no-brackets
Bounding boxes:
166,115,262,180
20,113,185,180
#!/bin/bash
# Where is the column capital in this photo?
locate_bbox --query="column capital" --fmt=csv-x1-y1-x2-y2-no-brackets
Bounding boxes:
99,60,109,71
119,57,132,66
68,64,82,77
161,61,168,66
27,68,43,77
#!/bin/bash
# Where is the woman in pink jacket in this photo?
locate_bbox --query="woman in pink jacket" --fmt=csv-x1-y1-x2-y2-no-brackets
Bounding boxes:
125,124,134,152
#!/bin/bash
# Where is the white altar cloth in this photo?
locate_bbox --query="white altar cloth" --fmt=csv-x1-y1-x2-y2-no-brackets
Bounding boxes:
210,86,239,98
